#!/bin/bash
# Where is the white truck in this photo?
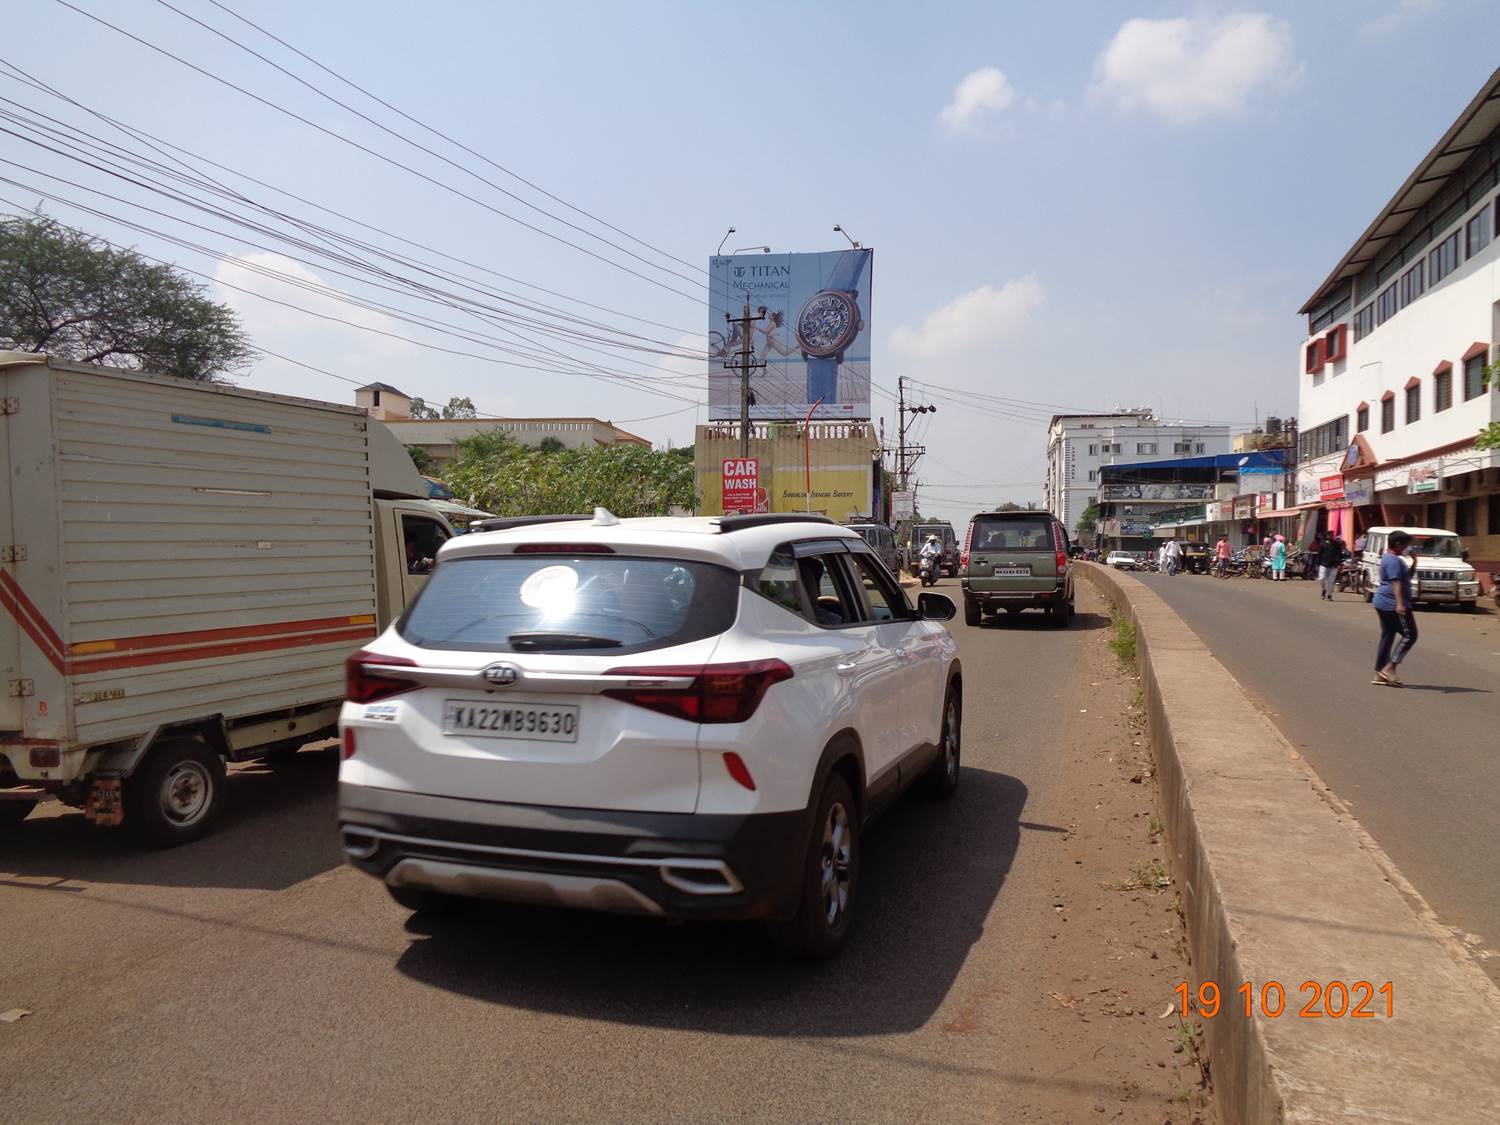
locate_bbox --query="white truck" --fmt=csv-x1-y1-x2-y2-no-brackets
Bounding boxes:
0,353,454,844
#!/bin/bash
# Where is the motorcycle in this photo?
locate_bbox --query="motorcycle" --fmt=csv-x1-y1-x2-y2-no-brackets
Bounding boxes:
918,554,939,587
1334,558,1361,593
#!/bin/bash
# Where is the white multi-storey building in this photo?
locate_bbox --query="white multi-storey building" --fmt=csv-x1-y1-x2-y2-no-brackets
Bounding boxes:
1297,67,1500,575
1044,411,1231,533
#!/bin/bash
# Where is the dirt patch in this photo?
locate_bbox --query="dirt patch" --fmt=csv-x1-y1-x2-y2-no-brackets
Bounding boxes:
1006,584,1217,1124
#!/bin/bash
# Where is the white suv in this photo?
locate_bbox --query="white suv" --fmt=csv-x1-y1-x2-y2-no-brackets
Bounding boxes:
338,510,963,958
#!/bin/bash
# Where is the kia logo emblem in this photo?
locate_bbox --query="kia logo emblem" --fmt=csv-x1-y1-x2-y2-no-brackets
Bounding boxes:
482,663,521,687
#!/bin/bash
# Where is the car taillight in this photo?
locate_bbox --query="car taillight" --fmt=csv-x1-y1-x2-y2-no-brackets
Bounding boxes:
345,650,419,704
604,660,793,724
341,728,358,760
513,543,615,553
1051,523,1068,573
960,521,975,571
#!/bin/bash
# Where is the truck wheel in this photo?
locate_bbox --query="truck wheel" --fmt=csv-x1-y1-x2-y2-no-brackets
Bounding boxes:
769,773,859,960
963,597,981,627
0,798,37,829
125,739,226,847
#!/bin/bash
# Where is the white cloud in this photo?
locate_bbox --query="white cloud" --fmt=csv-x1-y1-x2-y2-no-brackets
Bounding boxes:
890,277,1045,358
937,67,1016,134
1360,0,1437,38
1091,13,1299,125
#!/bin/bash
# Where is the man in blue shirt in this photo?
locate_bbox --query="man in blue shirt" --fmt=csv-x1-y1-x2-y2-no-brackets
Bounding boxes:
1372,531,1416,687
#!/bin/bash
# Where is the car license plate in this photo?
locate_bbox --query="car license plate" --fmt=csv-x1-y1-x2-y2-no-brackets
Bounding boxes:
993,565,1031,576
442,701,579,742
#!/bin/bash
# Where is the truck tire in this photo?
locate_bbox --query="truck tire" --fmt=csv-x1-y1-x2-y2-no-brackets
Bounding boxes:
963,596,981,627
125,739,227,847
0,798,37,829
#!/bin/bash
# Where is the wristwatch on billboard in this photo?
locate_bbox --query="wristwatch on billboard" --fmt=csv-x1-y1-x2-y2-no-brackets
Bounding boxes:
796,248,871,405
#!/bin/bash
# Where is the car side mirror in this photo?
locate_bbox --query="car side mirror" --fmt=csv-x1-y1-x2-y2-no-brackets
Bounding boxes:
917,592,956,621
1462,548,1471,561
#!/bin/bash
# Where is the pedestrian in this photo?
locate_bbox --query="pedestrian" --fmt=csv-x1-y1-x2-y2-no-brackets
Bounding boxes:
1372,530,1417,686
1165,537,1182,576
1270,535,1288,581
1214,534,1232,579
1317,534,1345,601
1156,543,1167,573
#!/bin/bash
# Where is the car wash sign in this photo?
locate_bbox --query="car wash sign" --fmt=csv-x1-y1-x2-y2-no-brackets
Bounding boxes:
721,457,761,514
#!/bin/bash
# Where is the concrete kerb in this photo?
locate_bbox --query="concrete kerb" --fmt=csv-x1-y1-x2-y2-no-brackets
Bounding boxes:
1079,563,1500,1125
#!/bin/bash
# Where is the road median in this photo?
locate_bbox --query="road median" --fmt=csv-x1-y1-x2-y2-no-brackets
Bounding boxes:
1079,562,1500,1124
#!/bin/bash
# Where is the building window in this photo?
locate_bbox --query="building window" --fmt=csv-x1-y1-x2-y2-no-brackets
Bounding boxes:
1405,384,1421,424
1435,367,1453,412
1136,442,1157,455
1103,442,1121,454
1087,469,1098,482
1324,324,1348,363
1195,442,1206,454
1400,260,1425,306
1427,501,1447,529
1174,442,1192,453
1353,303,1375,341
1465,354,1487,400
1087,443,1098,455
1357,404,1369,432
1298,415,1349,462
1429,230,1461,284
1456,497,1479,537
1467,210,1491,258
1305,337,1324,372
1381,396,1395,433
1375,283,1399,325
1489,491,1500,536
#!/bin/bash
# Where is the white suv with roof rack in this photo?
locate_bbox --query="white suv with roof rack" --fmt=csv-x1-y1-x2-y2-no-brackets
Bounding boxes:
338,509,964,958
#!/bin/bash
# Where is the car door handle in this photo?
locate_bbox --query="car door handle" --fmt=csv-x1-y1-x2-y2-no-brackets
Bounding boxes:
835,661,858,674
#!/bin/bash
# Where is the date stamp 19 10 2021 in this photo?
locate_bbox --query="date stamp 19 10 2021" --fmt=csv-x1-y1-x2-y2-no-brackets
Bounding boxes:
1175,981,1394,1020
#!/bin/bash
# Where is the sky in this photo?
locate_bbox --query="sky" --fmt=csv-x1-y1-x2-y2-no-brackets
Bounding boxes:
4,0,1497,521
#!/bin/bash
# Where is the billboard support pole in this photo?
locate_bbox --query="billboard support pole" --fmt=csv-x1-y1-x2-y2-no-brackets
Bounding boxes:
724,300,766,457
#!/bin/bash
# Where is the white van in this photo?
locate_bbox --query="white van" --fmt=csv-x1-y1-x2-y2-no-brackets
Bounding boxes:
1359,526,1481,608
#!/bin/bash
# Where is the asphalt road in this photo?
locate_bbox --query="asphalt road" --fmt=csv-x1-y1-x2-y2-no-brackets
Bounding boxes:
1136,570,1500,981
0,583,1132,1124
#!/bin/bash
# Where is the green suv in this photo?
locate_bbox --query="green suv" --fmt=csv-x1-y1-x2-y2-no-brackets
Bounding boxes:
959,510,1075,627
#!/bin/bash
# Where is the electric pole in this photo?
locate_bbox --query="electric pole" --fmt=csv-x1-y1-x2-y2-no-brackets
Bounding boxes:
895,375,935,491
724,300,765,457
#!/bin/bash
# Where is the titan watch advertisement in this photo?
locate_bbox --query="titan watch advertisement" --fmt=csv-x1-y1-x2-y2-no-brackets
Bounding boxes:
707,248,873,422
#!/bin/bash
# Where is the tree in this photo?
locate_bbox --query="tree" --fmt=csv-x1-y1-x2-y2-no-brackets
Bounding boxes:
409,395,476,420
405,444,435,474
445,429,694,517
1476,423,1500,451
1076,501,1100,537
537,436,566,453
0,213,253,380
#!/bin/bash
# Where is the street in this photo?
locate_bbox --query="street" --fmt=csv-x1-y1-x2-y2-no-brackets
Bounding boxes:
0,584,1207,1124
1135,571,1500,984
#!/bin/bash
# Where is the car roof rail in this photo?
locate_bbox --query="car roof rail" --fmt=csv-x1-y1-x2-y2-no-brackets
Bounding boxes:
470,514,592,533
716,513,838,534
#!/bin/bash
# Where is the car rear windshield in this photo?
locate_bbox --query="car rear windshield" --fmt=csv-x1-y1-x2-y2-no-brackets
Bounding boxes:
399,555,740,653
971,517,1053,551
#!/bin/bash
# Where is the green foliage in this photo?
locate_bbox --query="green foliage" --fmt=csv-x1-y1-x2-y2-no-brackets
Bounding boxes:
1476,422,1500,451
405,444,435,474
537,436,566,453
0,213,253,380
1108,615,1137,667
1076,501,1100,536
445,429,695,517
409,395,476,420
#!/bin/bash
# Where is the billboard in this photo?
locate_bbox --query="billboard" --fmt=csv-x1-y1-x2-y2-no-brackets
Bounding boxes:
708,249,872,422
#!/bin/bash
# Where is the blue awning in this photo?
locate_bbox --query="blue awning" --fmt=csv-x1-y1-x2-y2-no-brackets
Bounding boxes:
1103,450,1285,473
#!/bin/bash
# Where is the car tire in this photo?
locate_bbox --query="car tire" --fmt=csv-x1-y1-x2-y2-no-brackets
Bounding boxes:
386,884,469,915
769,773,859,960
1055,597,1075,626
125,738,226,847
922,684,961,800
0,798,38,829
963,597,981,627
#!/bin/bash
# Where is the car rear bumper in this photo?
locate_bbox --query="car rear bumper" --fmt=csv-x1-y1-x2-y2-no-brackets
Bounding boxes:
338,784,810,920
962,582,1067,608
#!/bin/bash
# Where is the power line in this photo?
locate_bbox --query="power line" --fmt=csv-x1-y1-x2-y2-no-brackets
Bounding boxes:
49,0,709,303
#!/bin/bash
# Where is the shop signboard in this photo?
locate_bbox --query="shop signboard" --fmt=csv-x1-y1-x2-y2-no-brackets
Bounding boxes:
721,457,763,514
891,490,915,520
1259,492,1278,511
1234,495,1254,519
1319,474,1345,501
1343,477,1374,506
1409,463,1442,494
1099,481,1214,501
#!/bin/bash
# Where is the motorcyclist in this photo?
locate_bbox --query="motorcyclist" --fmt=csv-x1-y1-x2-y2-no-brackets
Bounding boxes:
919,533,942,565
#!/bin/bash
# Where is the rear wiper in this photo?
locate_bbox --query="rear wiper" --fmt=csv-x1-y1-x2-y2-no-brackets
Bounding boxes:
507,631,623,650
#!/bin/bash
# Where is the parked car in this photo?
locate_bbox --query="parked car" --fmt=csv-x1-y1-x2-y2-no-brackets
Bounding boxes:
1105,551,1140,570
959,510,1075,626
909,521,959,576
844,521,902,576
339,511,963,959
1359,526,1481,608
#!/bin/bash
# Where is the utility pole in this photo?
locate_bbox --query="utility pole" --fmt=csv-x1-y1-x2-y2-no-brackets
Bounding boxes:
895,374,936,491
724,300,765,457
